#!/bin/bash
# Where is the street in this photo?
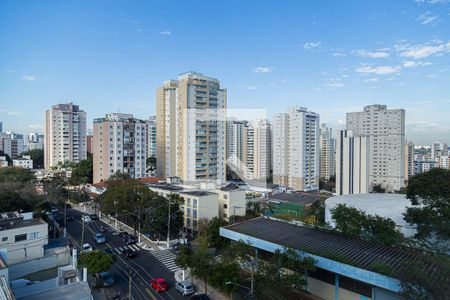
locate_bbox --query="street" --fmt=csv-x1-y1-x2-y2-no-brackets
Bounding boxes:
65,208,188,300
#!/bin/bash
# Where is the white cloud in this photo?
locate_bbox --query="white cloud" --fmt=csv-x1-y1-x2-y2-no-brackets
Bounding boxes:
356,65,401,75
21,75,36,81
332,52,346,57
159,30,171,35
417,11,439,25
364,77,379,82
303,41,321,50
248,86,258,90
28,124,44,130
7,111,21,116
396,41,450,59
253,67,274,73
324,82,344,88
136,27,143,32
416,0,449,4
354,49,390,58
1,69,14,73
402,60,432,68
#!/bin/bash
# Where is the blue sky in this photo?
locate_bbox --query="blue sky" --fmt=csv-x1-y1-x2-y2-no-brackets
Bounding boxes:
1,0,449,144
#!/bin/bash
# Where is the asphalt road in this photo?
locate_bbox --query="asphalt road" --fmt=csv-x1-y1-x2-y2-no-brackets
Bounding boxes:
65,208,187,300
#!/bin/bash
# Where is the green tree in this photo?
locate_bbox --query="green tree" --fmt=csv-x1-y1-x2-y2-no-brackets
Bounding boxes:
146,156,156,173
69,154,93,185
0,182,42,212
191,236,214,294
205,217,229,251
22,149,44,169
0,167,35,183
331,204,403,245
404,168,450,240
78,250,114,274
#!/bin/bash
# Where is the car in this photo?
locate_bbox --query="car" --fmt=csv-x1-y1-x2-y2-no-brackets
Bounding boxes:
121,248,136,259
98,272,114,287
90,214,99,220
190,294,210,300
103,248,113,254
150,278,168,292
99,225,107,233
66,215,74,221
124,235,137,245
82,243,93,252
81,215,92,223
95,233,106,244
175,281,195,296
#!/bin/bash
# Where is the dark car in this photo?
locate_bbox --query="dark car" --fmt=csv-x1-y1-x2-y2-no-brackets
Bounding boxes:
190,294,210,300
119,231,129,239
98,272,114,287
104,248,113,255
121,248,136,258
66,215,74,221
124,235,137,245
90,214,99,220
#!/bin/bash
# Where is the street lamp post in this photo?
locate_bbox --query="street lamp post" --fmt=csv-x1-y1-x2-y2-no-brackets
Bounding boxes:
225,280,255,299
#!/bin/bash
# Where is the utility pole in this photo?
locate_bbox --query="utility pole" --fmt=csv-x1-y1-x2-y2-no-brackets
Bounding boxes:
64,191,68,237
167,196,171,249
80,219,85,251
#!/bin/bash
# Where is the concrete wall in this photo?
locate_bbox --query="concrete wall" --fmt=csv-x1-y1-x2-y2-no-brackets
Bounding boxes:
9,250,70,280
307,277,335,300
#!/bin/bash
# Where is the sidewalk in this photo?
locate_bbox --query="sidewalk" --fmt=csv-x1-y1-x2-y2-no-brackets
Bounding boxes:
192,276,230,300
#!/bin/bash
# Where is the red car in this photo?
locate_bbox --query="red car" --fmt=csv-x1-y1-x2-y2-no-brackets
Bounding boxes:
150,278,168,292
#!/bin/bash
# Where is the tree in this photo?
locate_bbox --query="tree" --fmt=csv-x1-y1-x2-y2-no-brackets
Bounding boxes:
41,171,67,204
0,167,35,183
146,156,156,173
205,217,230,251
78,250,114,274
331,204,404,245
404,168,450,241
190,236,214,294
69,154,93,185
22,149,44,169
0,182,42,212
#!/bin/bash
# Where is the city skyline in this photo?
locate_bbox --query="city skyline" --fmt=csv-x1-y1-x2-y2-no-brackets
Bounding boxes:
1,0,450,144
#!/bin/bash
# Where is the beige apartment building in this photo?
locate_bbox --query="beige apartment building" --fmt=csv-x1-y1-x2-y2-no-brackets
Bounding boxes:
156,72,227,184
319,123,336,181
346,105,405,192
45,103,87,169
93,113,147,183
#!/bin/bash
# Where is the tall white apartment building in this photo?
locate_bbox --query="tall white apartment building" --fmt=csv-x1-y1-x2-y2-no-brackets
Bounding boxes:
93,113,147,183
226,120,248,169
319,123,336,181
346,105,405,192
405,141,414,181
273,107,320,191
26,133,44,151
45,103,87,169
0,132,24,158
147,116,157,158
336,130,370,195
247,119,271,180
156,72,226,184
437,156,450,170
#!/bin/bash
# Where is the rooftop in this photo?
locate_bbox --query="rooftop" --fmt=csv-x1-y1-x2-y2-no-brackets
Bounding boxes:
19,281,91,300
180,190,215,197
0,216,46,231
222,217,441,281
146,183,183,192
269,192,320,206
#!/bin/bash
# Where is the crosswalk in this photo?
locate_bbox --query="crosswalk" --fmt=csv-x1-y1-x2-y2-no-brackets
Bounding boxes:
110,244,141,254
150,250,180,272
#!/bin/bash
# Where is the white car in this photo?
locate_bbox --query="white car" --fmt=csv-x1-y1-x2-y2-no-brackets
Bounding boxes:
82,243,93,252
81,215,92,223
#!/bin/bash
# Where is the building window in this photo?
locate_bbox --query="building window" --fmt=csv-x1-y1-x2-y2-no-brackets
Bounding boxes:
15,234,27,242
223,194,228,199
29,232,40,240
193,199,198,208
1,237,7,242
223,204,228,209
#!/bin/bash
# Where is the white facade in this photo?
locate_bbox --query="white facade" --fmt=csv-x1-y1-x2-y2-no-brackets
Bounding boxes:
147,116,156,158
336,130,370,195
0,156,8,167
0,213,48,265
346,105,405,192
405,141,414,181
13,155,33,169
45,103,87,169
226,120,247,169
93,113,147,183
319,123,336,181
0,133,24,158
437,156,450,170
156,72,227,184
273,107,320,191
250,119,272,181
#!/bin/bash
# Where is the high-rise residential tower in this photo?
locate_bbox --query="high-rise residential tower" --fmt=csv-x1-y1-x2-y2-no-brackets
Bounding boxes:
319,123,336,181
156,72,226,183
336,130,370,195
93,113,147,183
405,141,414,182
45,103,87,169
346,105,405,192
247,119,272,181
226,120,248,168
273,107,320,191
147,116,157,158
